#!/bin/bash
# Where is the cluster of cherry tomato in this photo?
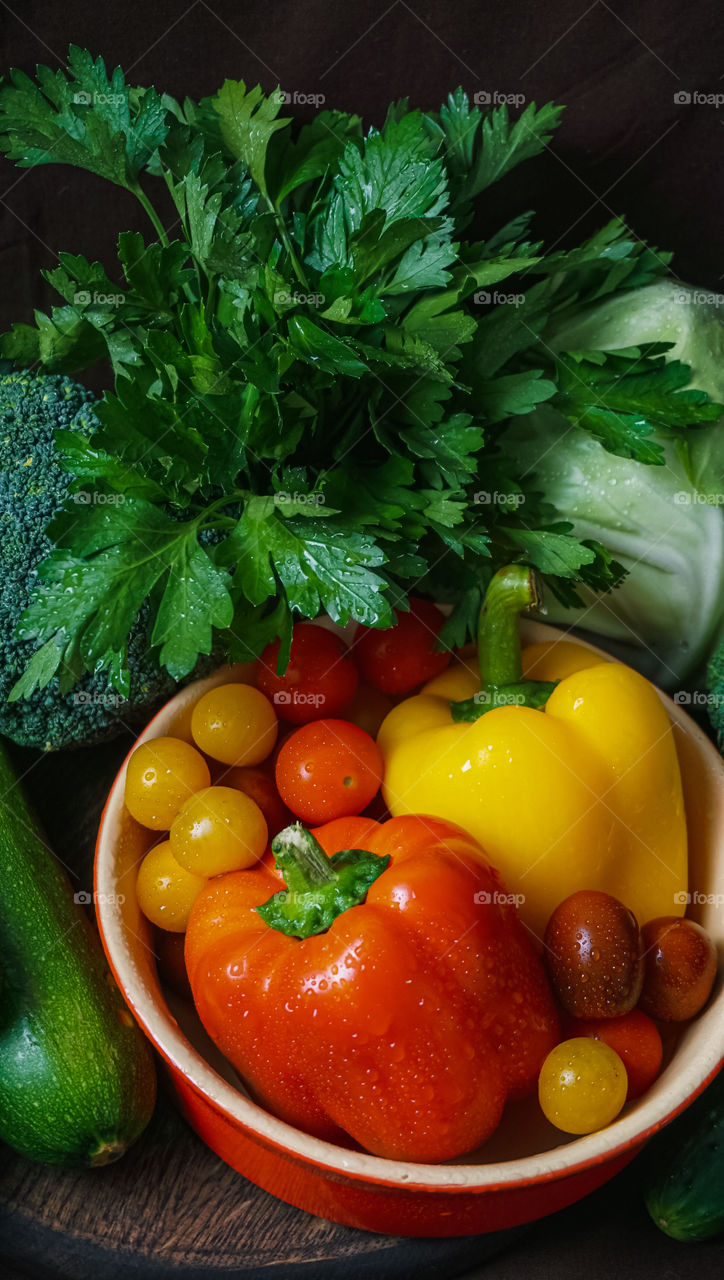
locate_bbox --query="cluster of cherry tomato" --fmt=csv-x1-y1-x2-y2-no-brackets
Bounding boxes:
537,888,718,1135
121,604,719,1148
125,605,450,932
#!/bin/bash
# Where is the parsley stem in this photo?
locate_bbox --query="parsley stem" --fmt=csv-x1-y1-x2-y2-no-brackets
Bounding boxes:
197,493,248,528
265,196,309,290
202,516,237,530
132,184,170,247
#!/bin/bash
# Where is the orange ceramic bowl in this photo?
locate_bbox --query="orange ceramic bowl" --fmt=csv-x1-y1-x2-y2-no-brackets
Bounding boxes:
95,623,724,1236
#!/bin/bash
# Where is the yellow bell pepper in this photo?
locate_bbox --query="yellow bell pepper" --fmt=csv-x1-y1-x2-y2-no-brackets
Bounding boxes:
377,566,688,940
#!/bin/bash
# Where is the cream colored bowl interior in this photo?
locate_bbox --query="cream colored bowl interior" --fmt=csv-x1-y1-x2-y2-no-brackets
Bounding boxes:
95,623,724,1189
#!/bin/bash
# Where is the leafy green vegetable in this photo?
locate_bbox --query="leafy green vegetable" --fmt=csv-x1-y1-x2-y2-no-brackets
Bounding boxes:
507,280,724,686
430,90,563,218
707,644,724,747
211,80,290,198
0,369,214,749
1,51,721,697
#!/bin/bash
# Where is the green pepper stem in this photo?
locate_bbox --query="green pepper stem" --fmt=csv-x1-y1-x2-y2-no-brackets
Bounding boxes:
270,823,336,893
449,564,559,723
478,565,540,687
258,823,391,939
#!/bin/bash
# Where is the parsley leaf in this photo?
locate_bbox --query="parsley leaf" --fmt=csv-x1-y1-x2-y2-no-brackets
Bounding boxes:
225,497,392,627
337,112,448,230
429,89,563,217
2,51,720,692
503,526,597,576
552,347,722,464
210,79,290,199
0,46,170,189
152,535,234,677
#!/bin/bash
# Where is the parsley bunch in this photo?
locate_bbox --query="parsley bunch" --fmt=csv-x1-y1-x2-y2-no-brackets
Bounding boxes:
1,47,719,696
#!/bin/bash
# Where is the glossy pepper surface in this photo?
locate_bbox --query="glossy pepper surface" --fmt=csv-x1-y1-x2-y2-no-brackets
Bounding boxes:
377,566,688,939
184,813,559,1163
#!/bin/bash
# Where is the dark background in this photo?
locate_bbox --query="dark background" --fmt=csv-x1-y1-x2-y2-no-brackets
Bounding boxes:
2,0,724,339
2,1,724,1277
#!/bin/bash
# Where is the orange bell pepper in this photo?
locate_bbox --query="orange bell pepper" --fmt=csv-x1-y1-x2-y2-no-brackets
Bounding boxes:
185,813,559,1163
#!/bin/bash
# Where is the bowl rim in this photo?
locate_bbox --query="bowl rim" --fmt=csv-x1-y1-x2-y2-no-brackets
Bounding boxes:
95,621,724,1193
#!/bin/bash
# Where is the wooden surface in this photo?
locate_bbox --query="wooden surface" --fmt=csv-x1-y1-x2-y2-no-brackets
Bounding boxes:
0,1081,519,1279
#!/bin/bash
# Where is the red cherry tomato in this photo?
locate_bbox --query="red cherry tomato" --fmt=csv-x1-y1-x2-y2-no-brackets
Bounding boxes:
257,623,358,724
352,599,450,694
275,718,383,824
561,1010,663,1100
224,765,293,839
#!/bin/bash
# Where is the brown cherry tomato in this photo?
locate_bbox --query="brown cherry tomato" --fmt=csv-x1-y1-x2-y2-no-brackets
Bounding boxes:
639,916,717,1022
544,889,644,1018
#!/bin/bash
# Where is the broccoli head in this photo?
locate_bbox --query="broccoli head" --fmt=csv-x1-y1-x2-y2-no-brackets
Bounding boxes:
707,640,724,750
0,369,204,750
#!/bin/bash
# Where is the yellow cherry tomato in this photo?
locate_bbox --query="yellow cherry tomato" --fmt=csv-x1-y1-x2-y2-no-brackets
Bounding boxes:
124,736,211,830
170,785,268,875
165,697,196,744
136,840,208,932
191,683,278,766
538,1037,628,1134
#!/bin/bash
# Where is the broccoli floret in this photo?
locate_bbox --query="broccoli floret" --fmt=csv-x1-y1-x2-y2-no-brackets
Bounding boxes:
0,370,206,751
707,641,724,749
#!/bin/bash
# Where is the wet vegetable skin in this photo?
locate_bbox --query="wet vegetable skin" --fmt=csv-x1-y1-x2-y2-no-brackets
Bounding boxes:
184,814,559,1162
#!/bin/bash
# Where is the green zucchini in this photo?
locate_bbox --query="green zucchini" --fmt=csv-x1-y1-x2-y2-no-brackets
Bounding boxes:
645,1066,724,1241
0,738,156,1165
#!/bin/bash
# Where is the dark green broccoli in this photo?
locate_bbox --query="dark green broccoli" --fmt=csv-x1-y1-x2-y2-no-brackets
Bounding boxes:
0,369,202,750
707,641,724,750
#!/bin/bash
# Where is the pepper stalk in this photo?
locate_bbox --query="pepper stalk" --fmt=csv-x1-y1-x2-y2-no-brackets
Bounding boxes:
256,822,390,938
451,565,560,722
